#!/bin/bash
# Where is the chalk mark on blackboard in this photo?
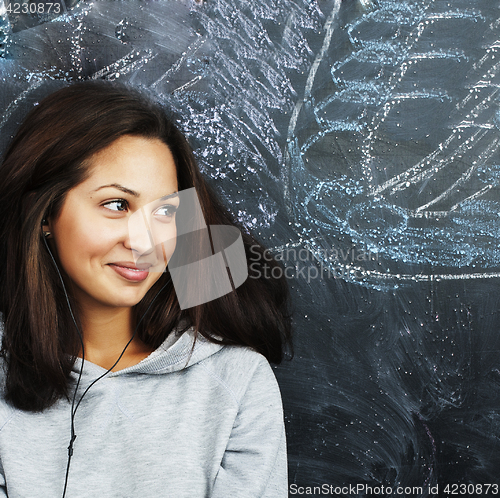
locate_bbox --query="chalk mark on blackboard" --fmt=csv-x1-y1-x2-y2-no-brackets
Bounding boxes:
285,0,500,287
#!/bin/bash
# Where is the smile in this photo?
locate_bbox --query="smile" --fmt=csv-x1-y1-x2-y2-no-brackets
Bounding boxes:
108,263,150,282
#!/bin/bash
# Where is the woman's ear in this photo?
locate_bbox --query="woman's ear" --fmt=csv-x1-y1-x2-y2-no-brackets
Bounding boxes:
41,218,52,239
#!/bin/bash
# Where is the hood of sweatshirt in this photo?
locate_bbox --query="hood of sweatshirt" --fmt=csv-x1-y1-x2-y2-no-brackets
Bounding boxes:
71,326,224,378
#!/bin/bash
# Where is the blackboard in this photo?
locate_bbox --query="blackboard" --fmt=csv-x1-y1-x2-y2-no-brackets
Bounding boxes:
2,0,500,494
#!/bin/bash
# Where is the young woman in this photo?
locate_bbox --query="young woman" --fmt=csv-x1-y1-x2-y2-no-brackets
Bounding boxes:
0,81,291,497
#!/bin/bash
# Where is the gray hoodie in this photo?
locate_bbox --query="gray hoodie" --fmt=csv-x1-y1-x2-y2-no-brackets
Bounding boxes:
0,329,287,497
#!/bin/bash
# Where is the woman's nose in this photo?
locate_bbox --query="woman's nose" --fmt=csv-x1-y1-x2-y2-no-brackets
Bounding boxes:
126,208,155,257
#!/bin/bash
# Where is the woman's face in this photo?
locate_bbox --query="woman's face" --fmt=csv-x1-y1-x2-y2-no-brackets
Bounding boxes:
48,135,179,312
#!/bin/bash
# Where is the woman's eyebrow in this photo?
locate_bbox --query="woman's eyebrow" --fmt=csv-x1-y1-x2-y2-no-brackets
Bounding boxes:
92,184,139,197
160,191,179,201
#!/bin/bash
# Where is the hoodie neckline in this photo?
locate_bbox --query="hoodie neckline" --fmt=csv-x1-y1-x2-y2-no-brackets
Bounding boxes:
72,328,224,378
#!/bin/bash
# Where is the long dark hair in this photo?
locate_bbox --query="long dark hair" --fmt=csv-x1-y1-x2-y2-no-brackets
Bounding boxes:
0,81,292,412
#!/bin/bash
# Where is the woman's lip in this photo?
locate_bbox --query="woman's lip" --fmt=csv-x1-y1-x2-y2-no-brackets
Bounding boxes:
108,263,150,282
111,261,151,270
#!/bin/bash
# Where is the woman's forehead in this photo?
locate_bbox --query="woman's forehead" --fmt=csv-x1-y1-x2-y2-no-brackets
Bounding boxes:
82,135,178,199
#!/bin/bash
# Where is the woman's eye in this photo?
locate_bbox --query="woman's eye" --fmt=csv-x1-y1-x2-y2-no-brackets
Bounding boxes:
103,199,128,212
154,204,178,219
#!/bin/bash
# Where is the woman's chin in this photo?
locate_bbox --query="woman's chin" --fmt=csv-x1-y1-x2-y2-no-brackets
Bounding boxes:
77,288,151,311
110,291,150,309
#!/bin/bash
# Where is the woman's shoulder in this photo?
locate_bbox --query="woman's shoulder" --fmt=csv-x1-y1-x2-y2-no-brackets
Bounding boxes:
195,343,281,406
199,342,272,375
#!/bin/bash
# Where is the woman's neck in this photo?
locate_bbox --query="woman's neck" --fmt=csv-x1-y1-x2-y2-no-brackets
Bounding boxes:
78,305,153,371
